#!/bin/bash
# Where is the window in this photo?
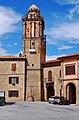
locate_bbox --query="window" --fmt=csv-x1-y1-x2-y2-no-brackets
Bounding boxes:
31,40,35,49
32,42,34,45
28,14,32,18
12,63,16,71
48,70,52,81
59,70,61,78
9,77,19,85
32,64,34,67
8,90,19,97
65,64,75,75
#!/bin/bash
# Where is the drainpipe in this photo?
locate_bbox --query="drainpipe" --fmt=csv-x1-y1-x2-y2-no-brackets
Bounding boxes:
24,58,27,101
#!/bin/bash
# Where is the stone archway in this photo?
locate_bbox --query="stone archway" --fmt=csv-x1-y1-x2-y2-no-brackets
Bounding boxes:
66,83,76,104
47,86,54,100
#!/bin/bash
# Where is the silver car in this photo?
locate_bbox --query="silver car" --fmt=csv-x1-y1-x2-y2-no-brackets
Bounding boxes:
48,96,60,104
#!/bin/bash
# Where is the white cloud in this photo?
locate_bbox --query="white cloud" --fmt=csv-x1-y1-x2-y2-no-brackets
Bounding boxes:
46,55,58,61
0,47,8,56
70,5,79,15
0,6,22,56
53,0,79,5
14,43,18,46
46,22,79,44
4,42,18,47
0,43,9,56
67,5,79,19
0,6,22,37
52,12,59,19
46,54,65,61
58,45,74,50
46,37,57,45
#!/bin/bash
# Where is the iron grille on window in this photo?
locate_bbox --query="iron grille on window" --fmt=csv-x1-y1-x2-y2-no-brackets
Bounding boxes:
8,90,19,97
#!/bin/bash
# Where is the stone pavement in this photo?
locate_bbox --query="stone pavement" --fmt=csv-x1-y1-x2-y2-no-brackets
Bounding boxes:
0,102,79,120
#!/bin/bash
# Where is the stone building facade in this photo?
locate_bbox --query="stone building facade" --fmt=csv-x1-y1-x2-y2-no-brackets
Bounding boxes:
0,4,79,104
58,54,79,104
43,53,79,104
43,60,61,101
0,56,27,101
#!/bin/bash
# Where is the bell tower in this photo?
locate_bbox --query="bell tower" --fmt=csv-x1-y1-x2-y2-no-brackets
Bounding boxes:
22,4,46,101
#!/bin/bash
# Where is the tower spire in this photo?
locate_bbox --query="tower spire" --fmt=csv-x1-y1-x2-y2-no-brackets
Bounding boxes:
28,4,39,13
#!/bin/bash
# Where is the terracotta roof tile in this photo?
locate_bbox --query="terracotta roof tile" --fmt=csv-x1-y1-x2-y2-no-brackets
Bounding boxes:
0,55,22,59
57,52,79,59
44,59,60,64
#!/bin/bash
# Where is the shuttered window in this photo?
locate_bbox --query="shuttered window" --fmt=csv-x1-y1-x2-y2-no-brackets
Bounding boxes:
65,64,75,75
9,77,19,84
12,63,16,71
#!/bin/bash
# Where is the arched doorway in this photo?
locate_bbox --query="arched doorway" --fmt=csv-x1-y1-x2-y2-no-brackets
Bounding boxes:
47,86,54,100
66,83,76,104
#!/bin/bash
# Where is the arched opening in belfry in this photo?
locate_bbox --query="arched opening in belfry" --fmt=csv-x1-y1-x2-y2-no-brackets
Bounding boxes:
47,86,54,100
66,82,76,104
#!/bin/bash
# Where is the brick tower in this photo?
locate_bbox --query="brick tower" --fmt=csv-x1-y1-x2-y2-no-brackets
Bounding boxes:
22,5,46,101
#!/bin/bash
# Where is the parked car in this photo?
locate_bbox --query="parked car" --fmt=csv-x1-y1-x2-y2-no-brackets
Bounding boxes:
59,96,70,105
48,96,70,105
48,96,54,104
0,91,6,106
48,96,60,104
0,97,6,106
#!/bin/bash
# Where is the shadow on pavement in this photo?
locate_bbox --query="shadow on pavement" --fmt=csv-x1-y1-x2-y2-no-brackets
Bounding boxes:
6,102,15,105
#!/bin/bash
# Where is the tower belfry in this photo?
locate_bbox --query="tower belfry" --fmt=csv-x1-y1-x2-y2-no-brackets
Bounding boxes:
22,4,46,101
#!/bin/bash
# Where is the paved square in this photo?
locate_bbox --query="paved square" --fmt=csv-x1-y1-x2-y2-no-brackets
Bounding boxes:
0,102,79,120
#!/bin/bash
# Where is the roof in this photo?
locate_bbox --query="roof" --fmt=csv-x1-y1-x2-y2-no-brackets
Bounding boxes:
43,52,79,68
0,55,21,58
43,59,61,68
0,55,27,61
57,52,79,60
29,4,39,10
28,4,39,12
44,59,60,64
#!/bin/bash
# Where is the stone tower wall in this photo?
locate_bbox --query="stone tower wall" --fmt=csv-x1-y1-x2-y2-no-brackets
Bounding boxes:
22,5,46,101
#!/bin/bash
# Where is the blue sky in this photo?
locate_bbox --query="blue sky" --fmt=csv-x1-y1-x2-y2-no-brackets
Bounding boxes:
0,0,79,60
